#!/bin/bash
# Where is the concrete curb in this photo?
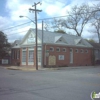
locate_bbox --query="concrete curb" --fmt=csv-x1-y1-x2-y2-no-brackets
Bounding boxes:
2,65,99,71
5,66,36,71
42,66,99,70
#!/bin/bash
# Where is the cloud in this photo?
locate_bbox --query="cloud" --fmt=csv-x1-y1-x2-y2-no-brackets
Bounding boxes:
6,0,31,21
81,23,99,42
6,0,95,21
5,1,66,25
3,0,99,43
42,1,64,16
0,16,11,29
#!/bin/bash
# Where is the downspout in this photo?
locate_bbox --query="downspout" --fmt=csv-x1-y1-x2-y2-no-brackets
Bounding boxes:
41,20,43,68
45,44,47,67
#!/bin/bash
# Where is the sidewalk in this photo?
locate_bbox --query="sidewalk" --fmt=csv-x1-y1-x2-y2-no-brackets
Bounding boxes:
4,66,37,71
1,65,99,71
4,66,61,71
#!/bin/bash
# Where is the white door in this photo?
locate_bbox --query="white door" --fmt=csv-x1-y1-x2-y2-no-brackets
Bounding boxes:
28,50,34,65
38,50,41,65
22,51,26,65
70,48,73,63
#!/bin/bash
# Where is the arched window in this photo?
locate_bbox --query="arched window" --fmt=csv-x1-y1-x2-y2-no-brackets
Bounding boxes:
49,47,54,52
56,47,60,52
80,49,84,53
62,48,66,52
75,49,78,53
85,49,88,53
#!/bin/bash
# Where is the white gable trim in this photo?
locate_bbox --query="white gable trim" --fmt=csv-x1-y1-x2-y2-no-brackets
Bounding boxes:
55,36,67,44
55,35,62,43
20,29,41,46
75,39,85,46
75,39,81,45
20,29,33,45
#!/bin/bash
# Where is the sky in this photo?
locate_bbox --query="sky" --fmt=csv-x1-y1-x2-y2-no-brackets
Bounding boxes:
0,0,99,43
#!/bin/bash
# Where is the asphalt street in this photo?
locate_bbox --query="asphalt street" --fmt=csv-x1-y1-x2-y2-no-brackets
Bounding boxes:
0,66,100,100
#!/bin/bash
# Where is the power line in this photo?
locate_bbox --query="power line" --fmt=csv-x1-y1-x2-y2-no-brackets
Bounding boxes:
1,14,94,36
1,9,100,32
7,30,28,36
1,15,68,32
0,15,91,31
1,21,31,31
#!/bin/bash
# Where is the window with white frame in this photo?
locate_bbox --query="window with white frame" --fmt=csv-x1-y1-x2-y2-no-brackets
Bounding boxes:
15,51,17,59
80,49,84,53
75,49,78,53
38,50,41,62
62,48,66,52
56,47,60,52
85,49,88,53
28,50,34,62
59,55,64,60
49,47,54,52
22,51,26,62
17,50,20,59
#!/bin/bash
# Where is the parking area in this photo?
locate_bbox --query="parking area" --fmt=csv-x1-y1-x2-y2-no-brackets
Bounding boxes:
0,66,100,100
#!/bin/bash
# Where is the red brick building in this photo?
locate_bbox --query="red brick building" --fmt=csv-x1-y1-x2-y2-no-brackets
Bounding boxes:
89,42,100,65
11,28,93,68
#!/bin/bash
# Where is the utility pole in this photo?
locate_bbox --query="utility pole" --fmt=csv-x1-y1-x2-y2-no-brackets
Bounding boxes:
29,2,42,70
41,20,43,68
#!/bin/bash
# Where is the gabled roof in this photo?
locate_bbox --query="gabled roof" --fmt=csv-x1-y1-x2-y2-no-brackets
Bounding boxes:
30,29,92,47
20,29,32,44
54,35,67,43
89,42,100,49
12,28,93,48
74,39,81,44
74,39,86,46
55,35,62,43
12,40,21,48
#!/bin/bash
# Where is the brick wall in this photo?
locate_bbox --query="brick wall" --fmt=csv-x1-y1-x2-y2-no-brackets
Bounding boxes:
43,44,93,67
11,48,21,66
11,44,93,67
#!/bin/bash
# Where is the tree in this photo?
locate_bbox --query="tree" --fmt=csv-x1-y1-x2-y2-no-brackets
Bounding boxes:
43,18,66,32
52,18,64,31
0,31,11,58
90,4,100,43
85,39,96,43
54,29,66,33
43,20,52,31
91,18,100,43
61,4,93,36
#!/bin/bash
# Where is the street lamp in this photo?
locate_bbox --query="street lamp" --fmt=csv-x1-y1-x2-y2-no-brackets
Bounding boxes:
19,15,38,70
19,16,36,24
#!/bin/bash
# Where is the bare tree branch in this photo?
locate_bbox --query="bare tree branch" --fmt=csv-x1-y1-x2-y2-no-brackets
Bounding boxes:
61,4,93,36
91,3,100,43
